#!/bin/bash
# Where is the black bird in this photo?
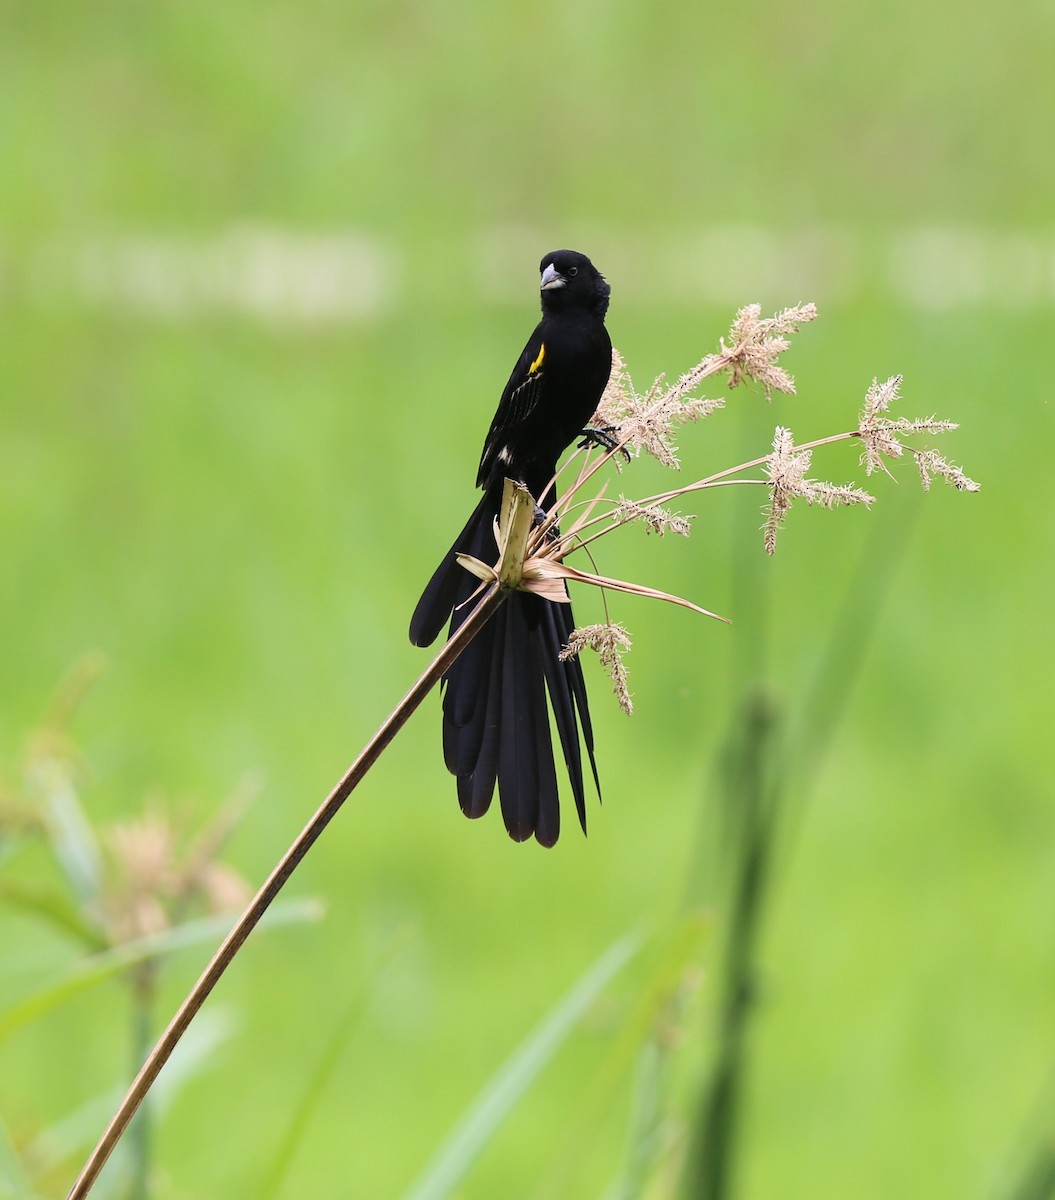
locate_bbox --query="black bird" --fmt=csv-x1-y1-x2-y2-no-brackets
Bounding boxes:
410,249,613,846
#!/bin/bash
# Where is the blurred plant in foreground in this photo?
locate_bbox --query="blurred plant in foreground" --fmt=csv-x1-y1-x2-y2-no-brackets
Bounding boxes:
3,655,254,967
0,659,311,1199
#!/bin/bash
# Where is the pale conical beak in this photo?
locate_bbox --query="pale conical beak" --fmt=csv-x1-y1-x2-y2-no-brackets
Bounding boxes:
540,263,565,291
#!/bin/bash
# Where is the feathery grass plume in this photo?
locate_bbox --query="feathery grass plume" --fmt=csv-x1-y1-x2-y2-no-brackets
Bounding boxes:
914,448,980,492
763,426,803,555
763,426,875,555
592,347,635,429
590,303,816,471
858,375,908,475
858,374,975,490
103,803,251,946
613,496,694,537
593,349,725,469
104,812,178,943
720,302,818,395
501,307,975,714
560,623,634,716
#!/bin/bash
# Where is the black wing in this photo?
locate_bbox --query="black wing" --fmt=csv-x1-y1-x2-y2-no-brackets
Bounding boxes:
476,324,550,487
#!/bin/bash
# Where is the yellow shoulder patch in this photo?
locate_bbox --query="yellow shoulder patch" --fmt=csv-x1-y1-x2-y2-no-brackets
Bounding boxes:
528,343,546,374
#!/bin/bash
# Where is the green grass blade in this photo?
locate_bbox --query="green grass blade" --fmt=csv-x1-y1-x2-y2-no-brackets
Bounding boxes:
401,930,642,1200
0,879,107,951
25,757,102,905
1002,1146,1055,1200
0,1112,38,1200
259,925,412,1200
19,1009,233,1195
533,910,710,1200
0,898,322,1041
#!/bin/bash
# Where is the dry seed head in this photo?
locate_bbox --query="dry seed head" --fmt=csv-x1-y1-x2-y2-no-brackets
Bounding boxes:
859,376,908,474
593,348,635,428
914,448,981,493
613,496,694,536
560,623,634,716
722,303,818,396
104,813,181,941
107,813,180,899
764,426,875,554
593,350,724,469
862,374,903,421
101,802,251,947
857,376,978,492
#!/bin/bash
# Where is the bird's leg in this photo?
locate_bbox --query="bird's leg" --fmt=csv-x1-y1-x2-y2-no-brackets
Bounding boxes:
533,503,561,542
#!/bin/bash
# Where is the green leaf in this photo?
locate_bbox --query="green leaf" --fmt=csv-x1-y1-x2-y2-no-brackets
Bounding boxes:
0,898,323,1041
24,757,102,905
400,929,642,1200
0,879,107,951
532,909,712,1200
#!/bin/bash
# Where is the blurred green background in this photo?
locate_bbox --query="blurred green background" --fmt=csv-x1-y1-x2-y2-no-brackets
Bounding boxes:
2,1,1053,1196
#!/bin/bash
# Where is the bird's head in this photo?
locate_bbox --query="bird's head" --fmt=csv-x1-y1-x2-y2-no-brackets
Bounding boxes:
539,250,610,319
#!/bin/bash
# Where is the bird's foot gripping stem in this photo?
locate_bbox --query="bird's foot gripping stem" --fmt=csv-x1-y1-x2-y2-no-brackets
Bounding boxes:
578,425,630,461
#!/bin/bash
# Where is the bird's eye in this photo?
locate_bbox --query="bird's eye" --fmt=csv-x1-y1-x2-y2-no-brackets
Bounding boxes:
567,266,578,276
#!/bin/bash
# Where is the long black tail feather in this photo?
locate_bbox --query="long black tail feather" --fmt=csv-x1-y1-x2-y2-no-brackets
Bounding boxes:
409,479,503,650
411,480,600,846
